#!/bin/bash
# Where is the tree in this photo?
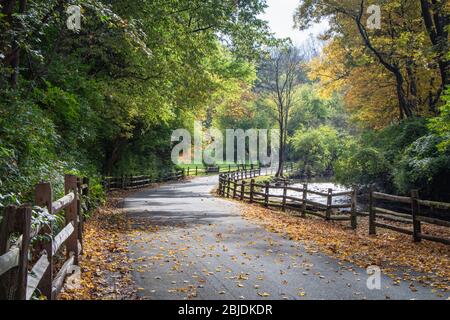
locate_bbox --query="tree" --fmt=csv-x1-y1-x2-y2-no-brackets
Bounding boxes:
291,125,341,176
258,46,305,177
0,0,273,197
295,0,449,120
429,86,450,151
1,0,27,87
420,0,450,95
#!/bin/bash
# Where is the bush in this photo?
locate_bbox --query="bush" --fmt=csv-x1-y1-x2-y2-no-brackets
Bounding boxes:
334,118,432,192
428,87,450,152
0,92,106,208
291,125,342,176
394,134,450,200
335,147,391,189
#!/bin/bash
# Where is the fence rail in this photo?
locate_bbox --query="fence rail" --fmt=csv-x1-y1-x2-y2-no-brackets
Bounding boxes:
104,170,185,191
369,187,450,245
0,175,89,300
184,163,295,177
219,171,450,245
218,168,358,229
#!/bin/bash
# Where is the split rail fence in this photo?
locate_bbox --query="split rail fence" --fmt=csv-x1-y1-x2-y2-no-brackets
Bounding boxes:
0,174,88,300
369,188,450,245
218,169,450,244
184,163,295,177
104,169,185,191
218,168,358,229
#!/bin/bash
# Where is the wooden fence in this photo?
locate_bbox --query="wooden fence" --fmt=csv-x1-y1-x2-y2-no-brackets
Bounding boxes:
218,170,450,244
0,174,88,300
185,164,251,176
184,163,295,177
218,168,358,229
104,169,185,191
369,188,450,245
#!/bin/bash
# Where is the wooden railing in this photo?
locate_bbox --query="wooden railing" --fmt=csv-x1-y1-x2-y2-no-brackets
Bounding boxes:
184,163,295,177
104,169,185,191
218,168,357,229
369,188,450,245
103,164,295,190
0,175,88,300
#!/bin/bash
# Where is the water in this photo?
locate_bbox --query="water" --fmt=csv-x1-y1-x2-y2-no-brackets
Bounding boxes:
271,180,354,211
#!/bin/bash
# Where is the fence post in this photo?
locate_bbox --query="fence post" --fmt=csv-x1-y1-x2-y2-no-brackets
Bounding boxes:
15,206,32,300
326,188,332,220
82,177,89,243
35,182,53,300
102,176,108,191
411,189,422,242
302,184,307,217
0,205,17,300
241,181,245,201
350,188,357,230
65,174,79,265
77,178,84,254
222,175,226,196
369,186,376,235
250,179,255,203
233,178,237,198
264,182,269,207
187,167,190,176
227,177,231,198
222,176,227,195
282,182,287,212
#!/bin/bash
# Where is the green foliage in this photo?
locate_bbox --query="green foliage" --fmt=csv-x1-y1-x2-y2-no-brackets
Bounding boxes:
0,0,271,206
334,118,450,199
291,125,342,175
0,93,58,198
394,134,450,200
288,85,347,134
429,87,450,152
360,118,429,163
335,146,391,188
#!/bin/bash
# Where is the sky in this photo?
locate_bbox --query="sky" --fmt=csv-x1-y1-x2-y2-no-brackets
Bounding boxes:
259,0,329,47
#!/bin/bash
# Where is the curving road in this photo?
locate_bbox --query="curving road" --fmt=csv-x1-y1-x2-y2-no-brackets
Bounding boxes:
124,176,442,300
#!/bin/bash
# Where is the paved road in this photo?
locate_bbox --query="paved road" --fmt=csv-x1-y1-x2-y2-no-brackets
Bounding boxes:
124,176,442,300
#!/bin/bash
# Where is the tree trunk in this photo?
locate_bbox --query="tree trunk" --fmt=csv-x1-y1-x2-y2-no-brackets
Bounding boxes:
276,120,284,177
420,0,450,106
394,71,413,119
1,0,27,87
104,138,127,176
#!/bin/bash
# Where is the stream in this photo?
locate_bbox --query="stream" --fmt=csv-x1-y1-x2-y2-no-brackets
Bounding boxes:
271,179,361,212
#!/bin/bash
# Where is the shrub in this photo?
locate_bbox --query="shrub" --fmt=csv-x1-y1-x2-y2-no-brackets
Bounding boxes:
394,134,450,200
